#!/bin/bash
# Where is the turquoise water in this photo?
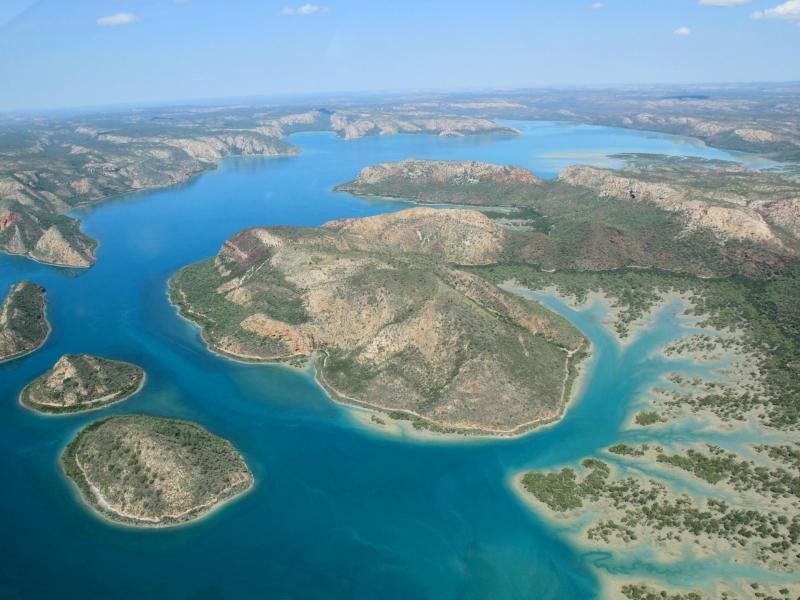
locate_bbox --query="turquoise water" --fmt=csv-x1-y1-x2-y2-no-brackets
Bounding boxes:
0,122,768,598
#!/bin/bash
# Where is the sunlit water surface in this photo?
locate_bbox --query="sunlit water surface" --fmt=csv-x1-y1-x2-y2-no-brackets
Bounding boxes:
0,122,772,598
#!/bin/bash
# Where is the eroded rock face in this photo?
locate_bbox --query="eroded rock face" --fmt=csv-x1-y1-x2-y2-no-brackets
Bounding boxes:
0,201,96,267
559,166,780,244
328,113,519,140
170,208,584,433
61,415,253,526
347,159,539,187
20,354,145,414
0,281,48,363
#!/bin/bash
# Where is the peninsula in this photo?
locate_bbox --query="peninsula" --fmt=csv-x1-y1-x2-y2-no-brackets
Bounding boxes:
61,415,253,527
20,354,145,415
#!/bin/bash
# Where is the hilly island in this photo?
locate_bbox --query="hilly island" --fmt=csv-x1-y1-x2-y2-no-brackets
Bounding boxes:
170,207,584,434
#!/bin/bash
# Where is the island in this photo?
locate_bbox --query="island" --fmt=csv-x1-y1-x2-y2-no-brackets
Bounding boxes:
0,280,49,363
20,354,145,415
61,415,253,527
170,207,584,435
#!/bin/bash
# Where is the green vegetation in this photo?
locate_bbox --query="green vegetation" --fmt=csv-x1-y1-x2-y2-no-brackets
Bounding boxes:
520,458,610,512
61,415,252,527
0,280,49,363
621,584,703,600
635,411,664,426
657,445,799,498
20,354,145,414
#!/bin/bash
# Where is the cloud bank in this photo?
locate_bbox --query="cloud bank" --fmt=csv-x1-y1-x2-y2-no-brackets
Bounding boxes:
97,13,140,27
280,4,327,16
752,0,800,22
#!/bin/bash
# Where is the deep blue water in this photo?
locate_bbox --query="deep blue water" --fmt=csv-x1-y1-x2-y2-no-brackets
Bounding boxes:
0,122,765,599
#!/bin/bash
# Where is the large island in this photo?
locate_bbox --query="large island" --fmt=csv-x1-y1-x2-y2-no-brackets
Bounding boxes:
61,415,253,527
170,207,584,434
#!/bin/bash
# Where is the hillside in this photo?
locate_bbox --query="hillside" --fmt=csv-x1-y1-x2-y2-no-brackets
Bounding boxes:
170,207,584,434
337,157,800,279
0,281,49,363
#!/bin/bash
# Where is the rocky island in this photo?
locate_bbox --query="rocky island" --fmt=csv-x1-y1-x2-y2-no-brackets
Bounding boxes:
20,354,145,415
170,207,584,434
0,280,49,363
61,415,253,527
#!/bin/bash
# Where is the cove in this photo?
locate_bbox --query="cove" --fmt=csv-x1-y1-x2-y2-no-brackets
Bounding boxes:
0,121,771,598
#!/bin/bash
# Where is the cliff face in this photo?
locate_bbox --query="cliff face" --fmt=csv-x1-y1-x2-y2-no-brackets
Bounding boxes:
0,281,48,363
559,162,800,249
328,113,519,140
0,201,96,267
20,354,145,414
170,208,583,433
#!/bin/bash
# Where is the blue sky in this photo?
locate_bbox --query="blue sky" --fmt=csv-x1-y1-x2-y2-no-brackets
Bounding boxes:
0,0,798,111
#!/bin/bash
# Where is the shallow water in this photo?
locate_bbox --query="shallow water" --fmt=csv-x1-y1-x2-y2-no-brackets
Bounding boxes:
0,122,772,598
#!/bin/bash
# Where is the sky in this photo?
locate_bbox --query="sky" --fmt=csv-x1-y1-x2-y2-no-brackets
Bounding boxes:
0,0,798,112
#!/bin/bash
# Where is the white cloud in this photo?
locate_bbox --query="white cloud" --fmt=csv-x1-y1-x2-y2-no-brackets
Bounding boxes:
97,12,140,26
590,2,604,9
280,4,327,16
699,0,750,6
752,0,800,22
674,25,692,35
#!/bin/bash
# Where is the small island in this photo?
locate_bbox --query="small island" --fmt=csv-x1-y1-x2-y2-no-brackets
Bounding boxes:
20,354,145,415
0,280,49,363
61,415,253,527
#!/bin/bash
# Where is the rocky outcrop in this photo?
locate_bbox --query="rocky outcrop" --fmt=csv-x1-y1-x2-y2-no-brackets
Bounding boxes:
170,208,583,433
20,354,145,414
329,113,519,140
0,281,49,363
559,166,780,245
